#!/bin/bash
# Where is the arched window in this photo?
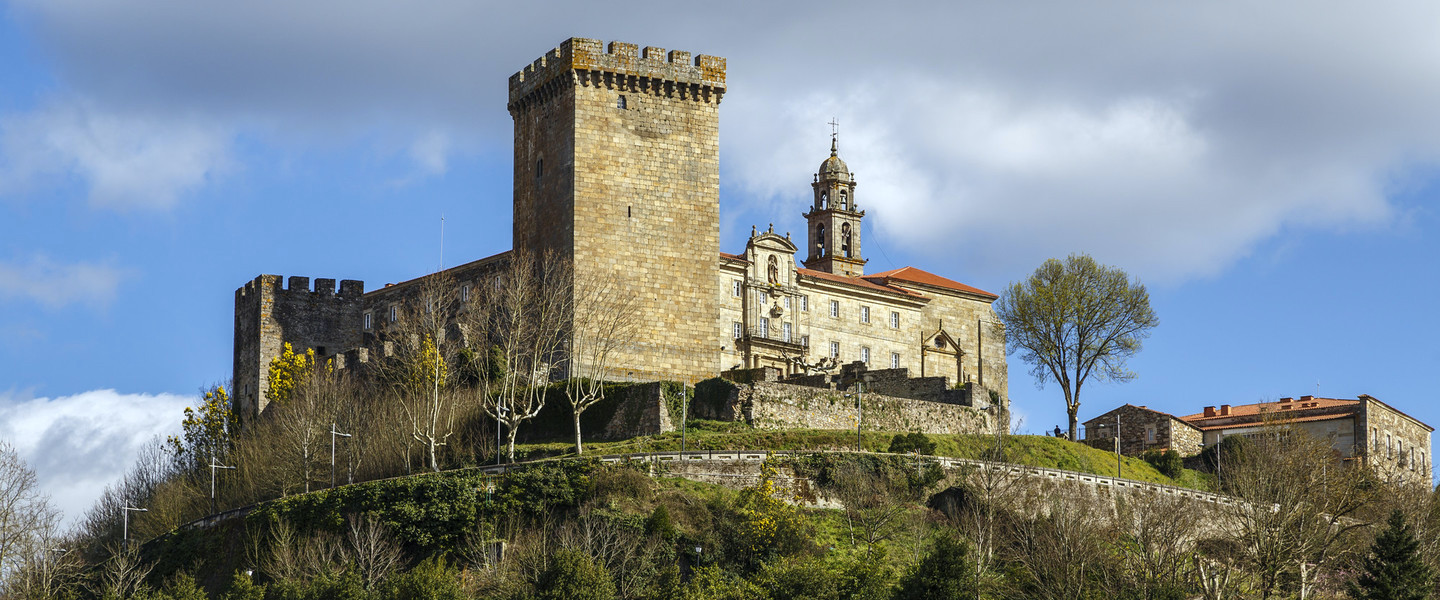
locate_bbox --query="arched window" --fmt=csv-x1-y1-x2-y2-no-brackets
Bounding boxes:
817,223,827,256
841,223,852,258
617,95,627,109
839,190,848,210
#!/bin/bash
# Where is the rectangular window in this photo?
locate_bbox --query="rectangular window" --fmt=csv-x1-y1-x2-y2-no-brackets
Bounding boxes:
860,306,870,323
426,299,434,313
784,296,792,310
801,295,809,311
388,306,397,323
363,313,372,330
783,322,792,343
861,347,870,364
733,322,743,339
801,335,810,347
830,341,840,358
891,311,900,328
759,317,769,338
1388,434,1393,458
461,284,471,302
733,280,742,297
830,300,840,318
891,352,900,369
1146,426,1156,443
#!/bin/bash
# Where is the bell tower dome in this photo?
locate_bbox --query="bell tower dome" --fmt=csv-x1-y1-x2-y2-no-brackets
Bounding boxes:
803,134,866,276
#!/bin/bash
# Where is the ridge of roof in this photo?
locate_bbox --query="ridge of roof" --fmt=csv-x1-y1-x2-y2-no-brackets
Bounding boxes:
1178,397,1361,423
796,267,925,298
865,266,997,298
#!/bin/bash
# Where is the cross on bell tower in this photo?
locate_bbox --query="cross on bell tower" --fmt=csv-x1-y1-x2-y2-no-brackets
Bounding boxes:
803,125,866,276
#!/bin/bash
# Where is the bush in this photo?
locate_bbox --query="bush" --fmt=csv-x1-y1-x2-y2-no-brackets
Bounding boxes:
536,549,616,600
218,571,266,600
645,504,677,540
383,556,464,600
1141,449,1183,479
888,433,935,455
895,535,977,600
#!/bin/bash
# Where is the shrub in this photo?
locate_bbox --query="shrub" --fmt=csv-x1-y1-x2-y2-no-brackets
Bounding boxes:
888,433,935,456
895,535,977,600
535,549,616,600
1141,449,1183,479
218,571,267,600
645,504,677,540
383,556,464,600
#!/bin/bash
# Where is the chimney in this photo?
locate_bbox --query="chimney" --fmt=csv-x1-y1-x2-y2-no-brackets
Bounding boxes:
1203,406,1216,417
1280,397,1293,403
1220,404,1231,416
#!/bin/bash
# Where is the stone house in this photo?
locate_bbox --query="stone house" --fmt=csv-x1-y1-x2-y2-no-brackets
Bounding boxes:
231,37,1009,421
1177,395,1433,484
1082,404,1203,456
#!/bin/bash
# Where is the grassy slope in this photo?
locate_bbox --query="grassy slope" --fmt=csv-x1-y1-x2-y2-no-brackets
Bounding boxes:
509,424,1216,491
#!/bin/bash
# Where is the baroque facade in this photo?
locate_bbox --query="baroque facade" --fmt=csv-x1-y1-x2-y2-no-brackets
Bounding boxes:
232,37,1008,421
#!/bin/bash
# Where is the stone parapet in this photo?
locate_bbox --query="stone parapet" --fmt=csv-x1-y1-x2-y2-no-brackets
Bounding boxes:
508,38,726,111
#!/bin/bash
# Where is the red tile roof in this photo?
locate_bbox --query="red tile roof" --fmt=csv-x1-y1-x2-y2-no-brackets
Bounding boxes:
865,266,997,299
1186,412,1360,431
720,252,748,263
1179,397,1361,428
796,268,925,298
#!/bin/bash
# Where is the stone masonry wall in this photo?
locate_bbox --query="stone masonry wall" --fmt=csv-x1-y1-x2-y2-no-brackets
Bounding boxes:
740,381,993,434
1360,396,1433,484
1084,405,1200,456
233,275,364,420
510,38,726,384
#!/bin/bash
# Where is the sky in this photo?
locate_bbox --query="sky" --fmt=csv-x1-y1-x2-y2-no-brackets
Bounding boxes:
2,1,1440,526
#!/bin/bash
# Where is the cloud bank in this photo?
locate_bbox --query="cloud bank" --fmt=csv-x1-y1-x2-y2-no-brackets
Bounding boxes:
0,389,190,527
5,0,1440,280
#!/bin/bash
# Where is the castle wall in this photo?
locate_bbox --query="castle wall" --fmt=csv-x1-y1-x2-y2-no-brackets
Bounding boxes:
895,284,1008,406
1360,396,1433,484
696,379,993,435
509,38,726,383
232,275,364,420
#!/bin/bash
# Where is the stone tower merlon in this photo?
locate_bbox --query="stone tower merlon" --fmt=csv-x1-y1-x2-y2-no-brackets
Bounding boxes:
232,274,364,423
507,38,727,112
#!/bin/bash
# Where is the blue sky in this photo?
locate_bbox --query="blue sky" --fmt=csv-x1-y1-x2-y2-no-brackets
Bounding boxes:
2,1,1439,523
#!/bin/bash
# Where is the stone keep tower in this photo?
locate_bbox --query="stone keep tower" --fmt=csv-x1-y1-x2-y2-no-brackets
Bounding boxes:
803,137,866,276
507,38,727,382
232,275,364,421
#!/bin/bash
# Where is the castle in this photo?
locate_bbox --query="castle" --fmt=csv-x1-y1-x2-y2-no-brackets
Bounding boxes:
232,37,1009,423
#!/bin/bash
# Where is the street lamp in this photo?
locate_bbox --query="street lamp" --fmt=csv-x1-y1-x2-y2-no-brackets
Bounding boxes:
330,422,352,489
210,458,236,514
122,506,147,545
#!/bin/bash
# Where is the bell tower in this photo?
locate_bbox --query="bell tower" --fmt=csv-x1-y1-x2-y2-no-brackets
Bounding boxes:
803,133,866,276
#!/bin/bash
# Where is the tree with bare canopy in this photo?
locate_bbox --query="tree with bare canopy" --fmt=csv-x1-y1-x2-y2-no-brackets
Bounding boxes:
994,254,1158,441
0,441,59,594
468,250,572,462
564,269,640,455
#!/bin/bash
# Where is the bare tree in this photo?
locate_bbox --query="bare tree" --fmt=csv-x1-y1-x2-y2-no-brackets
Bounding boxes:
86,542,153,600
564,269,640,455
347,512,403,590
0,441,56,586
830,460,913,556
470,250,573,462
383,271,465,472
1004,481,1111,600
272,355,344,493
994,254,1158,441
1221,424,1375,599
1111,491,1205,599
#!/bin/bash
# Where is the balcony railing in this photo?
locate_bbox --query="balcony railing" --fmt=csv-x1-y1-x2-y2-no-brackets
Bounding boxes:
740,326,808,350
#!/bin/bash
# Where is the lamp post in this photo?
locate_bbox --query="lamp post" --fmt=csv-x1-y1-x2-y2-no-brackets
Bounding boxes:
210,458,236,514
1115,413,1122,478
122,506,147,545
330,422,352,489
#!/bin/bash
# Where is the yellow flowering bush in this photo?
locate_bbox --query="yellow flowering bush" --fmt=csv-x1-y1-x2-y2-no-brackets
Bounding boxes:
266,342,315,405
736,460,806,561
166,385,234,471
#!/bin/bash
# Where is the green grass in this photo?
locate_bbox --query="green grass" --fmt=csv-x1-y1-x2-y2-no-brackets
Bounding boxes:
512,425,1215,492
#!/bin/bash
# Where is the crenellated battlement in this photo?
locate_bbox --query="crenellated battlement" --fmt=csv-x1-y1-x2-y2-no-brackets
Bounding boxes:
234,274,365,303
508,37,726,112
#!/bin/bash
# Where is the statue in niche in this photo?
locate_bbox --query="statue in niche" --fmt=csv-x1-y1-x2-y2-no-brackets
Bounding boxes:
767,255,779,284
841,223,852,258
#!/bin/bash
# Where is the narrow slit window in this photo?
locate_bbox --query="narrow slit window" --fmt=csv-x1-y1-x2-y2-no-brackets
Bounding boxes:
617,95,627,109
535,158,544,178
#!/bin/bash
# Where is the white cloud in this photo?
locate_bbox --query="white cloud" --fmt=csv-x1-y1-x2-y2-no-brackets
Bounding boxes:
0,389,190,527
0,99,232,210
0,254,129,310
4,0,1440,278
